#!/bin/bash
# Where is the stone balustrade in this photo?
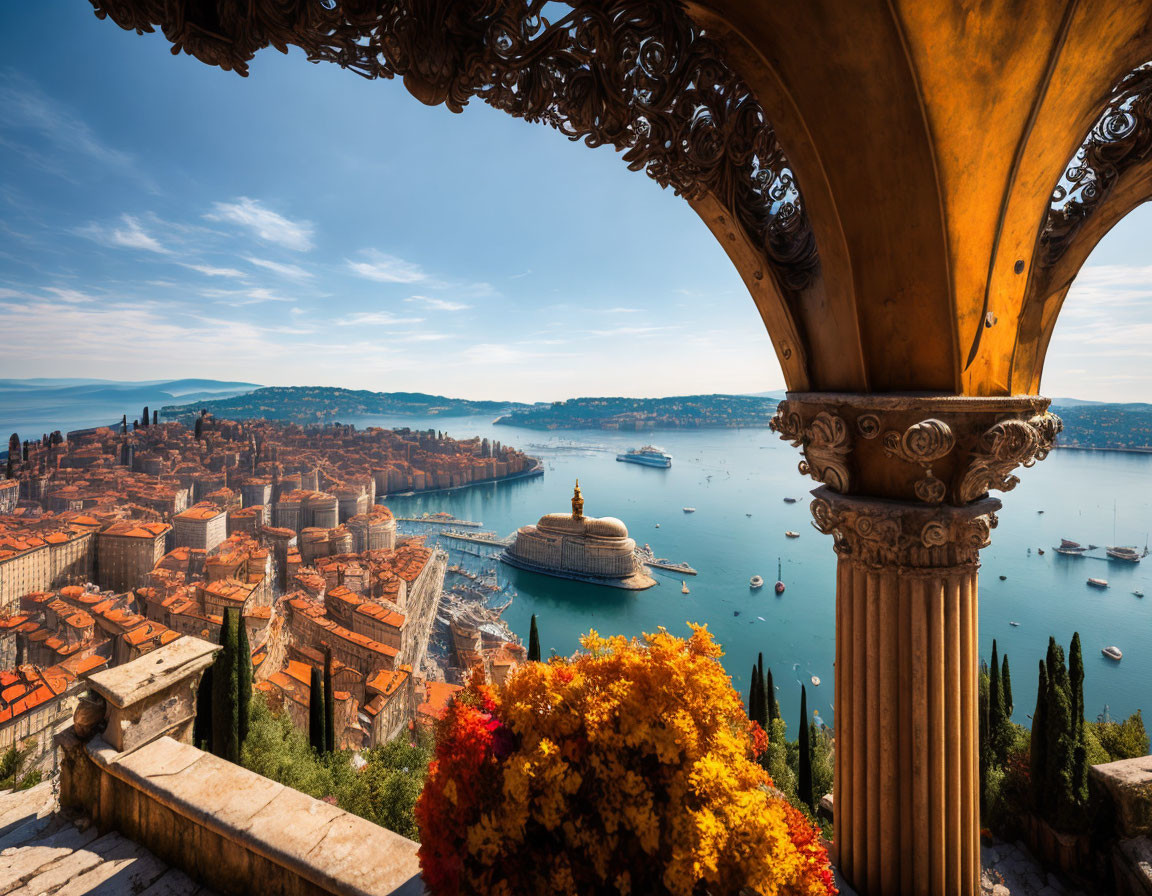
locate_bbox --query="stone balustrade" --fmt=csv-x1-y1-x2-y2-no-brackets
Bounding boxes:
56,636,424,896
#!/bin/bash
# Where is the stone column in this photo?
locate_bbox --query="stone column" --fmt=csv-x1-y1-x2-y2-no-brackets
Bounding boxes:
771,395,1061,896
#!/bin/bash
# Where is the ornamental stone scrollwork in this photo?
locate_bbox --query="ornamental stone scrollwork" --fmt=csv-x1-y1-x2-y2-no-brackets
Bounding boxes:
1040,62,1152,266
89,0,819,293
770,402,851,493
957,413,1063,504
810,487,999,569
879,418,955,505
773,394,1061,510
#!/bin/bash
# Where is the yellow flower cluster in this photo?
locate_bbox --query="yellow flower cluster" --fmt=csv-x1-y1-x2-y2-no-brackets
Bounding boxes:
430,624,834,896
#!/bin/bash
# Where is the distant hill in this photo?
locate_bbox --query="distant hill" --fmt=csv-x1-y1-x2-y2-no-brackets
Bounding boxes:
161,386,531,422
494,394,779,430
1050,401,1152,451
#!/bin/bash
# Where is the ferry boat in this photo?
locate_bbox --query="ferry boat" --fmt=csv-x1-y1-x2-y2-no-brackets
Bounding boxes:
616,446,672,468
1054,538,1089,556
750,575,764,589
1087,577,1109,589
1106,545,1146,563
1102,645,1123,661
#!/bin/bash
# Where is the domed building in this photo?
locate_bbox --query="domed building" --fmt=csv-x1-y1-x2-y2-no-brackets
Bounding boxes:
500,482,656,590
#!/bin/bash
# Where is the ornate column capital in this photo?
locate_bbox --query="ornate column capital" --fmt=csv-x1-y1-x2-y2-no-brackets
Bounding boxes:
769,393,1061,506
810,486,999,568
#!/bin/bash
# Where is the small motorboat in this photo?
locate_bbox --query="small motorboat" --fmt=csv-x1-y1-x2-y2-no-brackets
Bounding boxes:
1102,645,1123,661
785,530,800,538
784,497,798,504
1134,590,1144,598
655,523,661,528
1037,510,1045,514
733,610,741,617
683,507,696,514
681,581,690,594
750,575,764,590
999,575,1007,580
774,559,785,595
1088,577,1109,589
811,676,821,687
1009,621,1020,627
1038,548,1045,555
746,513,752,517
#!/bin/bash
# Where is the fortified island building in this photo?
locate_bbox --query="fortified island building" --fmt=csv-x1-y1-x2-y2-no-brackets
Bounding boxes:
501,482,655,590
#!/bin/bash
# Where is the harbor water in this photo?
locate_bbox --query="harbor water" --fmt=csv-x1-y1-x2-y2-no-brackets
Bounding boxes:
360,414,1152,739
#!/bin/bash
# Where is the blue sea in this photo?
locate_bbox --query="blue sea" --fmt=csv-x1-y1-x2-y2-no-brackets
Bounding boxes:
355,414,1152,740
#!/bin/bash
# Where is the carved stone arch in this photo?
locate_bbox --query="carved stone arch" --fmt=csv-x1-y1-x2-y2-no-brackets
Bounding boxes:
1013,58,1152,393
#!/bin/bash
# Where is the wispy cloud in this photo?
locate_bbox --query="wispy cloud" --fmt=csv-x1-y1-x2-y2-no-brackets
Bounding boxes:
0,71,133,173
604,307,640,314
334,311,425,327
181,262,245,278
80,214,169,254
346,250,427,284
207,198,314,251
405,295,469,312
245,256,313,279
509,269,532,280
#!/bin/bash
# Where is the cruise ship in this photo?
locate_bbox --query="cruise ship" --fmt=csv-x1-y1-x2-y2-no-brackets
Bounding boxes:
616,446,672,468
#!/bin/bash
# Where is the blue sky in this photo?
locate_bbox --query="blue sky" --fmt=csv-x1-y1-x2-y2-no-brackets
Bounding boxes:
0,7,1148,402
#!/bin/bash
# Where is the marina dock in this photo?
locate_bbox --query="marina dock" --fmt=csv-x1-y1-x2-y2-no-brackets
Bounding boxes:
440,529,513,548
396,515,484,528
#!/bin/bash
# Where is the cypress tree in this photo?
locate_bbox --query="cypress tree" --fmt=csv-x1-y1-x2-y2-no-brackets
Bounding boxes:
765,667,779,722
194,418,203,441
152,410,158,425
748,664,761,725
1068,632,1084,728
142,406,149,428
798,685,813,810
211,610,240,762
1002,655,1013,717
528,614,540,662
7,434,18,457
979,665,991,812
323,647,336,754
1031,660,1049,811
1044,640,1073,821
236,614,252,747
989,641,1009,764
194,665,214,751
756,653,770,728
309,665,326,753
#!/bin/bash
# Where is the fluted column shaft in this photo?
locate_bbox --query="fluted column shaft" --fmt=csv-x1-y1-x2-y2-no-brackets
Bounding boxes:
826,497,989,896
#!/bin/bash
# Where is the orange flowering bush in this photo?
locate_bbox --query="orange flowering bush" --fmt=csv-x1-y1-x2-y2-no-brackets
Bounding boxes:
416,625,836,896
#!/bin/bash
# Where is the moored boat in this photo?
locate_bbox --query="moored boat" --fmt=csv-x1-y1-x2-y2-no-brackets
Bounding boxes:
750,575,764,589
1088,577,1109,589
682,507,696,513
1102,645,1123,661
774,558,785,595
783,497,798,504
811,676,821,687
1055,538,1088,556
1106,545,1145,562
681,581,690,594
785,530,799,538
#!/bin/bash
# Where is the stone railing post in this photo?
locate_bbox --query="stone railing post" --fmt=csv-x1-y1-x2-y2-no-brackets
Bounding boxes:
81,636,219,753
772,394,1060,896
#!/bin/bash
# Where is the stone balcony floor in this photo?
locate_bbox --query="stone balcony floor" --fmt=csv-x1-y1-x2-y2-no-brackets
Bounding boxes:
0,782,218,896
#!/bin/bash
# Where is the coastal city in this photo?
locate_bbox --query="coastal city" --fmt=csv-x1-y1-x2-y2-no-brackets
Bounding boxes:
4,2,1152,896
0,412,546,775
